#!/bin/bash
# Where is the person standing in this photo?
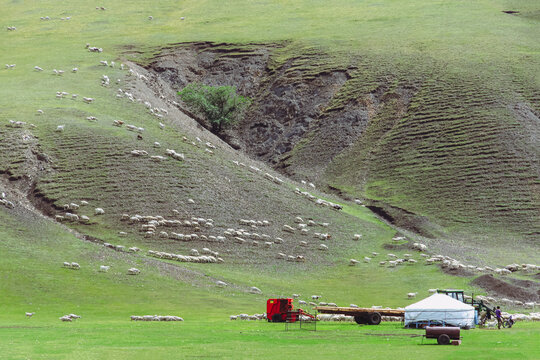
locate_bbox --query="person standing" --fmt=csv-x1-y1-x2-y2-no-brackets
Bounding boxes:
495,306,503,329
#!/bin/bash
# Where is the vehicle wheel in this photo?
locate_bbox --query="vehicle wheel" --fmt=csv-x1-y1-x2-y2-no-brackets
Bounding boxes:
354,315,367,324
368,312,382,325
272,314,283,323
503,320,513,328
437,334,451,345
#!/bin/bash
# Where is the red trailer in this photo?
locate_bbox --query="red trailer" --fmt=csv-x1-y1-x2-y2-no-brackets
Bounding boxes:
267,298,315,322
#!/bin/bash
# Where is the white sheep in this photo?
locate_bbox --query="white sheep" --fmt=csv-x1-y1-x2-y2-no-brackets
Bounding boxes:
56,125,65,132
407,292,418,299
282,225,295,233
26,312,35,318
127,268,140,275
318,244,328,251
94,208,105,215
99,265,110,272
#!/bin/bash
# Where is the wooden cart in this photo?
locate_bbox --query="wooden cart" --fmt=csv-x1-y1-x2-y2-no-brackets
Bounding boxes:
314,306,404,325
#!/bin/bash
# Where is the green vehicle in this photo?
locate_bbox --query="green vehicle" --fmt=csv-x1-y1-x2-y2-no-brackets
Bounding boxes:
437,289,514,328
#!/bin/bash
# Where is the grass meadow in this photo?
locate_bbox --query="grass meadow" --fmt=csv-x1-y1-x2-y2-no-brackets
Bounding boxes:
1,0,539,358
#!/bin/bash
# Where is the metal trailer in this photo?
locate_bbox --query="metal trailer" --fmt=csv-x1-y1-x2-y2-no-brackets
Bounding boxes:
314,306,405,325
423,326,461,345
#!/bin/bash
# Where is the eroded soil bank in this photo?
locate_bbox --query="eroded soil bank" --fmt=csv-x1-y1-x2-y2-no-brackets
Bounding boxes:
139,42,540,241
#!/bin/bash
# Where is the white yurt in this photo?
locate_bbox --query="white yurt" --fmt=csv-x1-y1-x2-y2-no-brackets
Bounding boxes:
405,293,475,328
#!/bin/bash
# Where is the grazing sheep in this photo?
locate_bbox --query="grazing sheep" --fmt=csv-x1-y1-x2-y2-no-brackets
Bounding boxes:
412,243,427,252
99,265,110,272
56,125,65,132
130,150,148,156
127,268,140,275
216,281,227,287
26,312,35,318
282,225,295,233
353,234,362,241
95,208,105,215
407,292,418,299
318,244,328,251
349,259,359,266
249,286,262,294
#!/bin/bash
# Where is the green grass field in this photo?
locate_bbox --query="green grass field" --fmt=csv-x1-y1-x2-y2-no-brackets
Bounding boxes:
2,321,540,360
1,0,539,358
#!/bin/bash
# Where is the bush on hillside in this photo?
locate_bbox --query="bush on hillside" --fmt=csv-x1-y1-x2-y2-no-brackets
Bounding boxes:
178,83,251,133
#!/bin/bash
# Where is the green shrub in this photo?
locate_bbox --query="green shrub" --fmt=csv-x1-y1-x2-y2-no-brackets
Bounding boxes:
178,83,251,133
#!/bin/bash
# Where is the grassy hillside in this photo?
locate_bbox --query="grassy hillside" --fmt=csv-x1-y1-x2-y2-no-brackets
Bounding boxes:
1,0,539,358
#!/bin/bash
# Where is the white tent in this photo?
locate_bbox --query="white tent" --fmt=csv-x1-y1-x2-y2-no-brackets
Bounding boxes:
405,293,475,328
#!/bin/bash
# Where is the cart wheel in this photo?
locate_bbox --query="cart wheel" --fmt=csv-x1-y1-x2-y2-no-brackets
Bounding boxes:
437,334,451,345
368,312,382,325
354,315,366,324
503,320,513,328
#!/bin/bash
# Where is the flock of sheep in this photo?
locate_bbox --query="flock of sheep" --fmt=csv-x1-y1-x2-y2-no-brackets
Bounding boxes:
130,315,184,321
62,260,140,275
4,11,540,332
